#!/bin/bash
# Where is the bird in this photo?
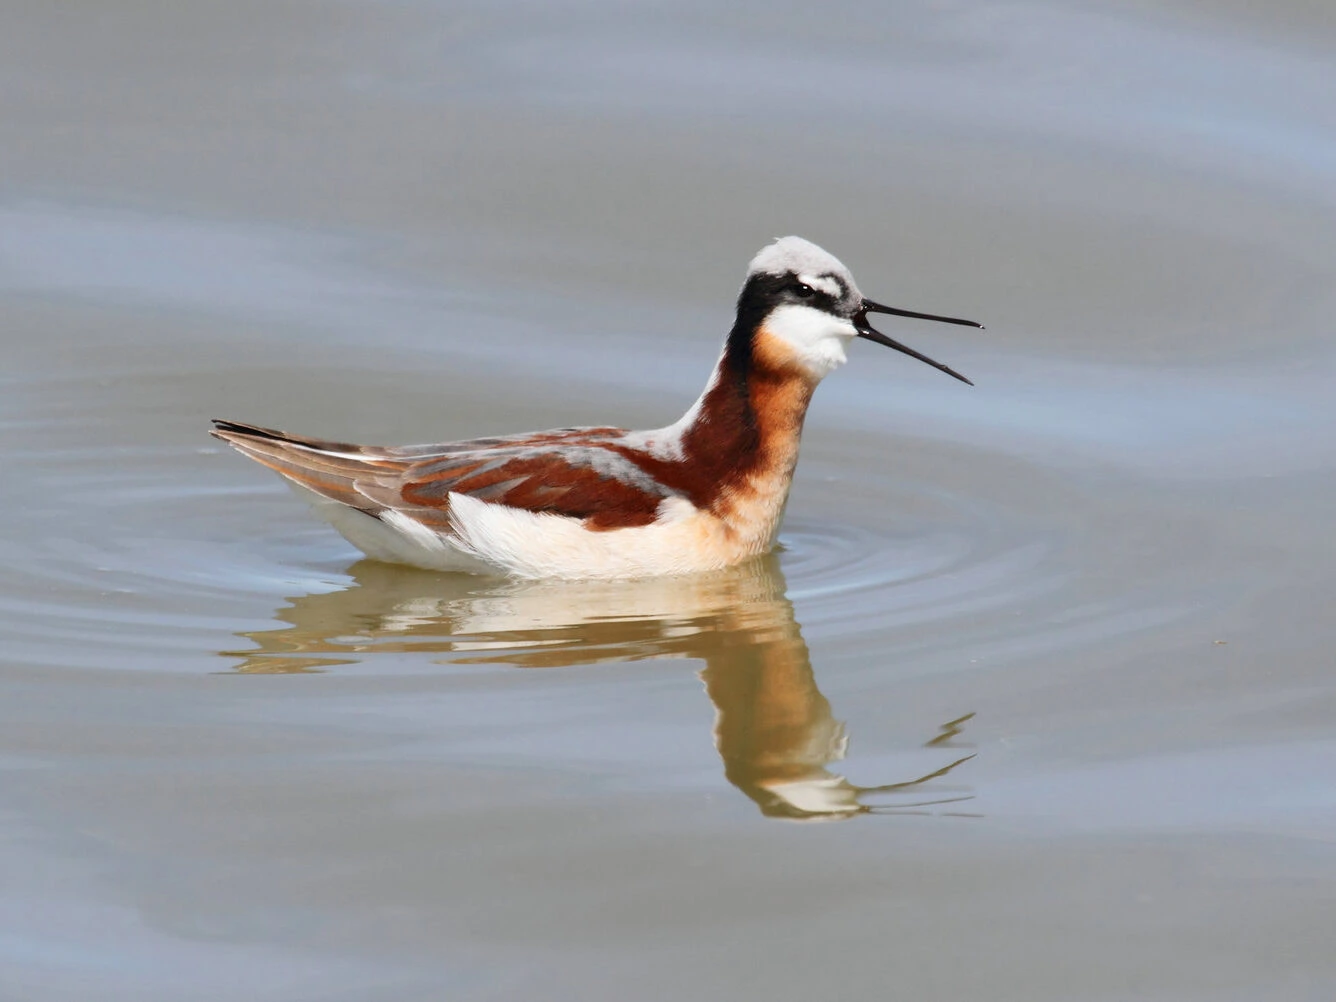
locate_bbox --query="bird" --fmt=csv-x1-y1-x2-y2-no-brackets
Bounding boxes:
212,236,981,579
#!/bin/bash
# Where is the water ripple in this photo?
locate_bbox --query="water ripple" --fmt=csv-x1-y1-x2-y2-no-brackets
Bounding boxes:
0,439,1078,676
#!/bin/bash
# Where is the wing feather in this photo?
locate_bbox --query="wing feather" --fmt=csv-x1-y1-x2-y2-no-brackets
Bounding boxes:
211,420,674,531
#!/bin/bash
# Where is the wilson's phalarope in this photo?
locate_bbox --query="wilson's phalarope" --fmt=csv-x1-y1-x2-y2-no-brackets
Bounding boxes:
212,236,981,579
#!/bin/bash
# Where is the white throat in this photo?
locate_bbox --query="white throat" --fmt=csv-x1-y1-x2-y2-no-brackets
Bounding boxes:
762,303,857,379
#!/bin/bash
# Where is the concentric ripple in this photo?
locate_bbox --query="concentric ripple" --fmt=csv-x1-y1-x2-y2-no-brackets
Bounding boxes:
0,430,1084,676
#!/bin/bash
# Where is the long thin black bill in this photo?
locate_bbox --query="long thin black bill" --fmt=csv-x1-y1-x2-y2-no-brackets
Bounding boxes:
855,298,981,386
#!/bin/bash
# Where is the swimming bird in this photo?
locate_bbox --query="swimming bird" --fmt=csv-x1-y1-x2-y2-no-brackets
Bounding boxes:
212,236,980,579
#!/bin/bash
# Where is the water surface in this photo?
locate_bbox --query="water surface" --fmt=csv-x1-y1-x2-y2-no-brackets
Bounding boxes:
2,1,1334,999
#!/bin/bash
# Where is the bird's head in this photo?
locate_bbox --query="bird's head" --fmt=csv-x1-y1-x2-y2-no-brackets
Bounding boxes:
736,236,980,384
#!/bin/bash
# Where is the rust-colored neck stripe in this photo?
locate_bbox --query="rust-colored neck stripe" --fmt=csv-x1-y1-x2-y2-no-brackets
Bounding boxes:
609,322,817,512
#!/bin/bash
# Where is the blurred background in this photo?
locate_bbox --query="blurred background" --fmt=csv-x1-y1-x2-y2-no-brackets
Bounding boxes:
1,2,1334,1000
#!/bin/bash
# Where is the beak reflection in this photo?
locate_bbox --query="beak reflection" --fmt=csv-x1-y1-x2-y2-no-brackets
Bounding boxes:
225,557,977,821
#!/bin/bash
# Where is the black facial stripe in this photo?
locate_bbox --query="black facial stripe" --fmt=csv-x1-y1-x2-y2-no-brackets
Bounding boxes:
806,288,841,312
726,271,852,374
736,272,847,316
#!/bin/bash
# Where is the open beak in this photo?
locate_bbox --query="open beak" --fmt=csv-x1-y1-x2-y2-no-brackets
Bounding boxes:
854,298,982,386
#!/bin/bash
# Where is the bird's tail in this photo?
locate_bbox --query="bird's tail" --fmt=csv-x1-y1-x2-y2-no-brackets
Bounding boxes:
209,419,405,513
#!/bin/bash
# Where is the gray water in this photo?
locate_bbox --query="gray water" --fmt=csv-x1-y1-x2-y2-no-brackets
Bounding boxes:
2,1,1335,999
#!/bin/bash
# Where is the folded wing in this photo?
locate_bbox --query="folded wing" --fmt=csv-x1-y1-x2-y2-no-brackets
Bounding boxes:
210,419,677,532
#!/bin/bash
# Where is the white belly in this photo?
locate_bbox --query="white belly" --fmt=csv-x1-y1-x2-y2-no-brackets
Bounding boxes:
445,493,767,579
295,484,780,579
293,480,785,579
292,485,496,574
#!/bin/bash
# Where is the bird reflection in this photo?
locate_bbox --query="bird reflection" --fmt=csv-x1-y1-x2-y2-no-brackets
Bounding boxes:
225,556,975,820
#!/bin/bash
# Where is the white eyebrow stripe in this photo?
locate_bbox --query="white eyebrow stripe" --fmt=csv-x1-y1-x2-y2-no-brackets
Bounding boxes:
799,274,842,298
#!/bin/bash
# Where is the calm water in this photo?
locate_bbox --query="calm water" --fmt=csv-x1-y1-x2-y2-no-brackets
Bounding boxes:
2,1,1335,999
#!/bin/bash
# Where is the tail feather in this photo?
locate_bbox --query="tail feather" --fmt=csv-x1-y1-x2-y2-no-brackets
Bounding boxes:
210,419,395,460
210,419,400,513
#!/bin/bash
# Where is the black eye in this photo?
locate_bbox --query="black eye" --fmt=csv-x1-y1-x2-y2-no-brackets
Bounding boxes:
792,283,815,298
